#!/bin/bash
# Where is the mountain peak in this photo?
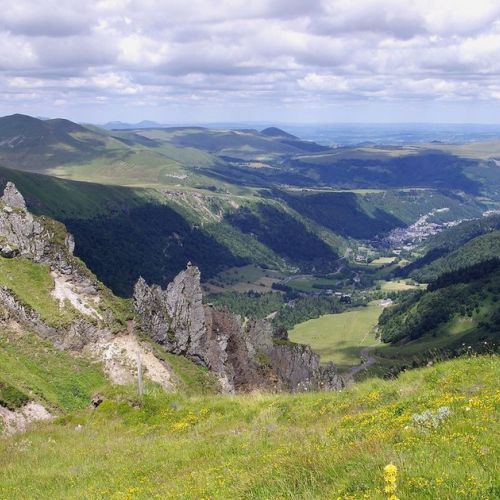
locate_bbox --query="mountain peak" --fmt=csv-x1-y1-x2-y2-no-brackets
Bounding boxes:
260,127,297,139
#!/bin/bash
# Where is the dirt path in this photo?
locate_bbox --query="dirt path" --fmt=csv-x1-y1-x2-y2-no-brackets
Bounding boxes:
343,346,378,382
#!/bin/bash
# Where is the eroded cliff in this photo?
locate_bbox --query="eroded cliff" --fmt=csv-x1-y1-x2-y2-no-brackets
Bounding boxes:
134,264,344,393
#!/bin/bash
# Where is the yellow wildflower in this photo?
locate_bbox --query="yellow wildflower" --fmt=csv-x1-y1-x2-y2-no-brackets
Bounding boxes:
383,463,398,499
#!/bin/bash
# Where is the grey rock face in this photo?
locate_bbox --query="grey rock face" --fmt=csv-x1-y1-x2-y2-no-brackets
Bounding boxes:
0,183,117,350
270,344,320,391
0,183,87,284
134,264,344,393
1,182,26,210
318,363,345,391
0,182,67,262
133,264,207,361
270,346,344,392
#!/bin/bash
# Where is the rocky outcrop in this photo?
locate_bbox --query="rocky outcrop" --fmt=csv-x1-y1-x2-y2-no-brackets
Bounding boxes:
0,183,115,345
134,264,207,360
134,264,344,393
0,182,178,393
0,182,64,260
2,181,26,210
0,401,52,436
270,345,343,391
0,182,341,396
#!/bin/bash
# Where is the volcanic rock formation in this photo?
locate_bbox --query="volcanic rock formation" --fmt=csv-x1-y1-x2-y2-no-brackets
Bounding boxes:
134,264,344,393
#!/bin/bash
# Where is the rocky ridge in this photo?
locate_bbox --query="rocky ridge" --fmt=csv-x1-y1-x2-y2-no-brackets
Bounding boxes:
134,264,344,393
0,182,175,392
0,182,116,349
0,181,342,414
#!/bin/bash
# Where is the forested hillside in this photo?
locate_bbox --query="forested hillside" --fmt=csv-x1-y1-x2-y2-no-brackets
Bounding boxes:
379,259,500,346
400,214,500,280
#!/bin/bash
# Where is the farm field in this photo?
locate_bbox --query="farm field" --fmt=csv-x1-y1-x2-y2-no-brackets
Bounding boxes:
369,256,397,267
288,302,383,371
286,276,341,293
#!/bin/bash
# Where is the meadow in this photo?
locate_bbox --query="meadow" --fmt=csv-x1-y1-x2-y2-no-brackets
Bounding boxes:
0,355,497,499
289,302,383,370
379,280,426,292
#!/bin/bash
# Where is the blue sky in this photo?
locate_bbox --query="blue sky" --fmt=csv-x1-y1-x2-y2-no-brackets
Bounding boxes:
1,0,500,124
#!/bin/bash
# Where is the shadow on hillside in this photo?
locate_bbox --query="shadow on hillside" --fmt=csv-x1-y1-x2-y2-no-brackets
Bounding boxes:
64,203,246,297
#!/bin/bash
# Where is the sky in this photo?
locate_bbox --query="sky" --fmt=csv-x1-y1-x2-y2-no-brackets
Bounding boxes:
1,0,500,124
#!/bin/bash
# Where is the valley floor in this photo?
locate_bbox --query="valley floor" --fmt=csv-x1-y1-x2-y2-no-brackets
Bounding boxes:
0,355,498,499
288,302,382,371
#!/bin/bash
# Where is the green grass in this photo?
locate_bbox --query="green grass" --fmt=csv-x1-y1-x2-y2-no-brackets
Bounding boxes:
0,257,76,327
289,302,383,370
286,276,340,293
0,327,106,412
369,256,397,267
0,355,497,498
48,150,186,187
0,165,162,220
379,279,426,292
145,342,219,396
205,265,286,293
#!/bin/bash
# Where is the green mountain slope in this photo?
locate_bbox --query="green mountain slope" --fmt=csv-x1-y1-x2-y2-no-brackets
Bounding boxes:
272,190,404,239
378,259,500,347
410,231,500,282
287,149,481,192
0,114,130,171
0,167,287,295
3,114,499,200
401,215,500,281
0,355,497,498
0,327,106,414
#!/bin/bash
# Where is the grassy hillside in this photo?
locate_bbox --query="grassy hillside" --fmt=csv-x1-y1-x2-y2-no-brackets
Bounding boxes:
0,114,496,298
289,302,382,370
0,165,161,219
0,327,106,413
2,114,499,201
409,231,500,282
0,114,131,172
0,167,278,295
287,149,481,192
379,260,500,346
0,167,340,295
0,355,497,498
402,215,500,281
0,257,78,327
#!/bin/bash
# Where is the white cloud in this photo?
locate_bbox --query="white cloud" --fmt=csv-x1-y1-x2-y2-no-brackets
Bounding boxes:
0,0,499,121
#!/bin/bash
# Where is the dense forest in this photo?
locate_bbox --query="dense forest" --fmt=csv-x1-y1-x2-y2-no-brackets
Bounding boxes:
206,290,364,331
408,231,500,283
270,190,403,239
379,260,500,344
66,204,246,296
225,203,338,271
399,214,500,280
288,152,480,192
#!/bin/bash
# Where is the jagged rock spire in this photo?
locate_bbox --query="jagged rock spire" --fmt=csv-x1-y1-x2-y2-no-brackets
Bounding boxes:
1,182,26,210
